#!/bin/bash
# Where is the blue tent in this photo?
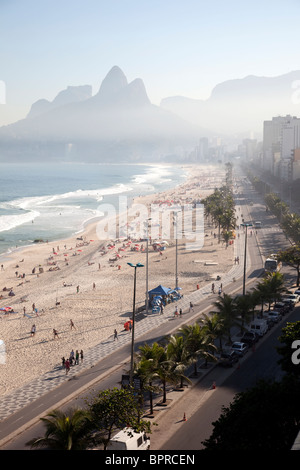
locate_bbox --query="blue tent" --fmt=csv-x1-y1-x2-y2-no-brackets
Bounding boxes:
148,285,171,296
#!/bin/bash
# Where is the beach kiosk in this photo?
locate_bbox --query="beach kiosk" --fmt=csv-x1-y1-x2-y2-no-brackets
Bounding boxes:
148,285,172,312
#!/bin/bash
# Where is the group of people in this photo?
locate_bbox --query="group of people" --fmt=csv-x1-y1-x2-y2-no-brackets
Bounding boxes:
62,349,84,374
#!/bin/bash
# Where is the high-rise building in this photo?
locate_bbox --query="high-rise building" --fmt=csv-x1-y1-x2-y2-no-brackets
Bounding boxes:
263,115,300,181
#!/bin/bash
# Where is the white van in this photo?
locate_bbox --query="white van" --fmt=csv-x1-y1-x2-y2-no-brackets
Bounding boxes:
249,319,268,336
107,427,150,451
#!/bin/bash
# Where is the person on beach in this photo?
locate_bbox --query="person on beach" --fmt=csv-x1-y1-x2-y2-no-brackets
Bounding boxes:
211,283,215,293
76,285,80,293
61,357,65,368
65,358,70,375
30,324,36,337
75,350,79,365
114,329,118,341
70,319,76,330
80,349,84,363
53,328,59,339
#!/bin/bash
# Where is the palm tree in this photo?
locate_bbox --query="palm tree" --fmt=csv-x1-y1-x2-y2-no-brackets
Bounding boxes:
155,347,178,404
198,312,225,352
134,358,158,416
252,280,270,314
212,293,240,345
234,293,253,333
26,408,93,450
179,323,216,376
136,342,164,414
166,334,192,389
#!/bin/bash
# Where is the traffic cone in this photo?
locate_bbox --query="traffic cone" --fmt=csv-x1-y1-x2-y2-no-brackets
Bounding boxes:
183,413,187,421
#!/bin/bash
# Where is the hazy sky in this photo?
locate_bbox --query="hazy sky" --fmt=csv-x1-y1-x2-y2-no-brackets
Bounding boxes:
1,0,300,126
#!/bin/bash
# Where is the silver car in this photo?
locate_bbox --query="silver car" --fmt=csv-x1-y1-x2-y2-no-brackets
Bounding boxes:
231,342,248,357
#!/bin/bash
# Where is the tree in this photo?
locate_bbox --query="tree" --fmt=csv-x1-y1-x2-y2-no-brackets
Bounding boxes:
166,334,192,388
277,321,300,377
211,294,240,345
198,312,224,352
87,387,151,450
135,342,165,414
26,408,93,450
277,245,300,286
265,271,286,303
202,378,300,450
179,323,216,376
234,293,253,332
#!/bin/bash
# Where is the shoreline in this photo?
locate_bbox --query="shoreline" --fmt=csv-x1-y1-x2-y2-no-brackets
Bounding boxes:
0,164,234,397
0,162,188,261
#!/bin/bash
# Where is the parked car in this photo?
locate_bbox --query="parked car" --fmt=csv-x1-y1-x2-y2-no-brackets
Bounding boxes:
283,294,299,305
273,302,288,315
218,350,239,367
294,288,300,296
281,298,294,311
241,331,259,345
231,342,248,356
266,310,282,323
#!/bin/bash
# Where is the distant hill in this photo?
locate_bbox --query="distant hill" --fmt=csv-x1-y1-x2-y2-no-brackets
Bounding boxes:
160,71,300,136
0,66,205,162
27,85,93,119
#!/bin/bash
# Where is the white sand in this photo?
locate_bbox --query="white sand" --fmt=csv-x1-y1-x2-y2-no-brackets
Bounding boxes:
0,165,235,396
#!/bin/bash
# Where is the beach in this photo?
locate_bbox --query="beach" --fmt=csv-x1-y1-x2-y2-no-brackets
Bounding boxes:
0,164,235,396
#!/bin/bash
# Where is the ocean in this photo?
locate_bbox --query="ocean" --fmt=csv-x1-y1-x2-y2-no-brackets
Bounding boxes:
0,162,187,258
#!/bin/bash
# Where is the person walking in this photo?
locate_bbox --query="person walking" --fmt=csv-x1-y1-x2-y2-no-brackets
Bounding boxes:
30,324,36,337
75,350,79,365
53,328,59,339
80,349,84,363
70,319,76,330
114,329,118,341
65,358,70,375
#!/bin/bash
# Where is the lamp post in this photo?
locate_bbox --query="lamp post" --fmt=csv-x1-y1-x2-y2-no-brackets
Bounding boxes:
144,218,151,315
127,262,144,384
240,222,252,296
173,211,180,289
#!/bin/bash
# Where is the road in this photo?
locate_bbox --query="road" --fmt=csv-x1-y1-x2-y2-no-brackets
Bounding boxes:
0,170,295,450
160,305,295,450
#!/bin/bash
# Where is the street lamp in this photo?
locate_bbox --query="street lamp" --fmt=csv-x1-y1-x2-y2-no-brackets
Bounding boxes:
240,222,252,295
127,262,144,384
144,218,151,315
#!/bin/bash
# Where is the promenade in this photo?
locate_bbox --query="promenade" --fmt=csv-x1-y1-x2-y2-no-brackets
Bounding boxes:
0,230,247,424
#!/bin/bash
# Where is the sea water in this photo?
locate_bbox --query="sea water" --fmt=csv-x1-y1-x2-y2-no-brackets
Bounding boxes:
0,162,187,257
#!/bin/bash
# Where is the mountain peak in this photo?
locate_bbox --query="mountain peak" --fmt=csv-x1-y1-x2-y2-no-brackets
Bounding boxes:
96,66,128,100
